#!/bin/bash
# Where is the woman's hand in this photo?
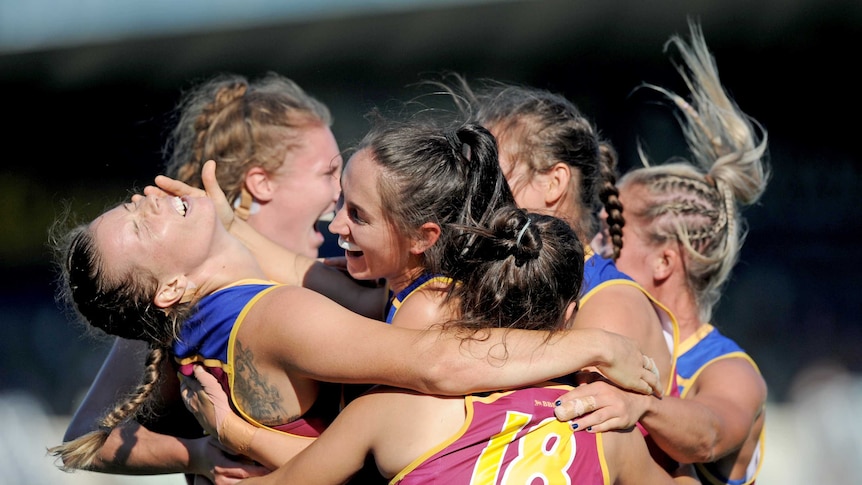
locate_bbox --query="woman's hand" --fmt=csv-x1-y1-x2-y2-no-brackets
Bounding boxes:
553,373,651,432
188,436,269,485
590,331,662,398
180,365,258,455
145,159,236,231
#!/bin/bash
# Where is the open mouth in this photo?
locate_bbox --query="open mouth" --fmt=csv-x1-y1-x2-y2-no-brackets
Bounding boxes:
337,236,362,255
314,210,336,236
170,196,188,216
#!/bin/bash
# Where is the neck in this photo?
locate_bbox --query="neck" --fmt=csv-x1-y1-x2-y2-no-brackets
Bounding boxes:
650,281,703,340
192,240,269,302
388,264,427,295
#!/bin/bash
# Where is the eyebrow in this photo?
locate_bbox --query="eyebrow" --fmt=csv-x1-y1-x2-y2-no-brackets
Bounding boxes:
119,203,142,235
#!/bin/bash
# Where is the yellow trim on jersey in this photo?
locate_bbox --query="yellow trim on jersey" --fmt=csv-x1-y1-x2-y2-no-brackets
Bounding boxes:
175,279,280,376
580,278,681,397
388,275,454,316
389,383,574,484
596,431,611,485
223,284,316,442
679,323,766,485
388,387,500,484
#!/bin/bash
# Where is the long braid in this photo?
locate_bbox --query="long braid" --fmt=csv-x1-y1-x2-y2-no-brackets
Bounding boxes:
596,142,625,260
50,346,167,471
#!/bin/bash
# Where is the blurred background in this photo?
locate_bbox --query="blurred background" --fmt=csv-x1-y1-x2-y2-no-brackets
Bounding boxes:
1,0,860,483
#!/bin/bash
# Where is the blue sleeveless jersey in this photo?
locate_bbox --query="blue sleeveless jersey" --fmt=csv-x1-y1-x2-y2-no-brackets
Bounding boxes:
581,252,634,297
173,279,335,438
385,273,452,324
676,323,765,485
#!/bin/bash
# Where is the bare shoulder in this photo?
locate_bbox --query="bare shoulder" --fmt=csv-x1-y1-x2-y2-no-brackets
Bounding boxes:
576,282,659,333
689,355,767,404
391,285,451,330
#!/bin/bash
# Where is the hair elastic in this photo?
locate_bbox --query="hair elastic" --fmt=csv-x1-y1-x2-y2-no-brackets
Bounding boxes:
233,185,261,220
516,218,532,246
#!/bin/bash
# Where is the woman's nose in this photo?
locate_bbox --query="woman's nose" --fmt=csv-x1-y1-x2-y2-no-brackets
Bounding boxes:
328,207,347,235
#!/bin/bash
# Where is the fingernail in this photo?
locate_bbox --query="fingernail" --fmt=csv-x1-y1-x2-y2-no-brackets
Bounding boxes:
587,426,592,432
571,423,578,430
555,400,562,407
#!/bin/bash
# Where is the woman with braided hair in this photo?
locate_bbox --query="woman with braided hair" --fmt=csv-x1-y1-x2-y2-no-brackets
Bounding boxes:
556,20,769,485
429,75,681,441
50,115,662,483
181,205,694,485
59,72,356,484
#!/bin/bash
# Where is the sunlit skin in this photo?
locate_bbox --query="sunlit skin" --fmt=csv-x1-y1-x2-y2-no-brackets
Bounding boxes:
611,184,660,294
92,194,257,308
562,181,767,481
62,124,345,484
248,123,343,259
327,148,427,295
83,173,664,478
491,126,676,396
494,129,585,233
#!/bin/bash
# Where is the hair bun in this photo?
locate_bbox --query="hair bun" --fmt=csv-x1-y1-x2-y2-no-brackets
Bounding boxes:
508,211,541,266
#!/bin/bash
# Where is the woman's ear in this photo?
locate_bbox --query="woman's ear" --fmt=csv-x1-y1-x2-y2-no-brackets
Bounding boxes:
244,166,274,203
154,275,193,308
410,222,441,255
564,300,578,324
544,162,571,206
653,245,678,283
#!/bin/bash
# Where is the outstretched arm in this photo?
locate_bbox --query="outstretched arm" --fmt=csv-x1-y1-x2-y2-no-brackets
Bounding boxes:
236,391,384,485
251,285,660,397
64,338,148,442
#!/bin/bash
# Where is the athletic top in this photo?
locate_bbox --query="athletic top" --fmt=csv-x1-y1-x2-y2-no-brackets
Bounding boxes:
577,252,681,472
173,279,338,438
385,273,453,324
390,383,608,485
676,323,765,485
579,251,680,397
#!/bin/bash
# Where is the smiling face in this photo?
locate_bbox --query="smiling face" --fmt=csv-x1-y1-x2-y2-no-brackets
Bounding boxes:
91,194,221,287
249,123,343,258
327,148,421,292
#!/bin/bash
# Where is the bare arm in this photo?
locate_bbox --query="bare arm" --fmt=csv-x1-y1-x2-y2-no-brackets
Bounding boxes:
604,429,682,485
180,365,315,471
575,283,674,394
63,338,198,472
235,391,381,485
227,214,387,319
557,357,765,464
60,339,267,482
640,357,766,463
64,337,147,441
253,285,660,396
